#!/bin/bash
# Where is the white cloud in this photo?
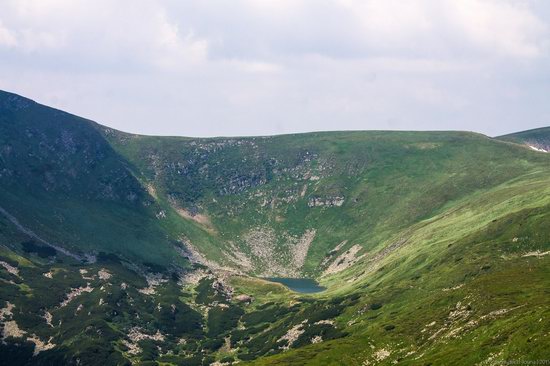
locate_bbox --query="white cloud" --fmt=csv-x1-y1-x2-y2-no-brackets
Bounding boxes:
20,29,65,51
346,0,434,40
447,0,547,58
0,21,17,47
229,60,283,74
0,0,548,137
152,12,209,70
332,0,547,59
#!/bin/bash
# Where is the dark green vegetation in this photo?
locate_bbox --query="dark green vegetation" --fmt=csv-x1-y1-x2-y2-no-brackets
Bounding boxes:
0,90,549,365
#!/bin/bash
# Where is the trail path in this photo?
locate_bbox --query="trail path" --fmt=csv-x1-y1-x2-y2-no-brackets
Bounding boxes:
0,205,87,261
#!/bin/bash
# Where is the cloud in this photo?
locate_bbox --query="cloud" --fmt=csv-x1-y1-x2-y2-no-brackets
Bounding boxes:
0,21,17,47
0,0,548,137
0,0,209,70
1,1,547,63
447,0,547,58
151,11,209,70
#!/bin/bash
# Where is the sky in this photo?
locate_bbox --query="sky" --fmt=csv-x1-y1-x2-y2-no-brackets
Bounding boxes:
0,0,549,137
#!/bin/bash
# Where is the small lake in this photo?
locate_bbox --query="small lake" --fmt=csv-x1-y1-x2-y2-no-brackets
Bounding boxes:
265,277,326,293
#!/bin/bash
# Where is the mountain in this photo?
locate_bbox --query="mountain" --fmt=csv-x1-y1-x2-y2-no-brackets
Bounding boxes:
0,90,549,365
498,126,550,152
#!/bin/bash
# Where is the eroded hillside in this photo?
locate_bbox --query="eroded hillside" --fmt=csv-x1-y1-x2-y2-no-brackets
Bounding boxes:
102,126,548,278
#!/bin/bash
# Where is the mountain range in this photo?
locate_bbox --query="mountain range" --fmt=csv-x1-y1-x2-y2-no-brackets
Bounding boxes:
0,89,549,365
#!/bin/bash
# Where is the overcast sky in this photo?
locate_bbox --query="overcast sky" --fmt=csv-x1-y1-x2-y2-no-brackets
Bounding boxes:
0,0,549,137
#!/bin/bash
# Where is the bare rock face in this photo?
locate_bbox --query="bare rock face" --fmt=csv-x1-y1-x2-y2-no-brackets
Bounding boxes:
235,294,253,304
308,196,345,207
527,142,549,153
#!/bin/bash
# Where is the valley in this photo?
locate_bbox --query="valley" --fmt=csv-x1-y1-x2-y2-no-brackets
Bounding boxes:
0,90,549,365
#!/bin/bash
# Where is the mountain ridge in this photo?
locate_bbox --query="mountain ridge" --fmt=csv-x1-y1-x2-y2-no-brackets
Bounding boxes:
0,89,549,365
1,88,548,276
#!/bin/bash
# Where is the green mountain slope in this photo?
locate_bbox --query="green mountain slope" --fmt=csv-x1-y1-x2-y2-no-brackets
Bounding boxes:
498,126,550,152
247,169,550,365
0,90,192,266
102,126,548,278
0,90,549,365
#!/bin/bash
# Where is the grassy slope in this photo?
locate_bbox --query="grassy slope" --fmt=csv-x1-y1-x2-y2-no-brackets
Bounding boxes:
245,168,550,365
98,123,550,363
103,127,548,277
3,167,548,365
3,89,547,276
1,90,550,364
0,90,199,267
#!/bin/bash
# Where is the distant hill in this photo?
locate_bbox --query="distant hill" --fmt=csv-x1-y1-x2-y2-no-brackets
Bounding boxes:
497,126,550,152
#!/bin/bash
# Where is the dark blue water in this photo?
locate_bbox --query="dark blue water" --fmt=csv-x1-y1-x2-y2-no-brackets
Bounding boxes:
265,277,326,293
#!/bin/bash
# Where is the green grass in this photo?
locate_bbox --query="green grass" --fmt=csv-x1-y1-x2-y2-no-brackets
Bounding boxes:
103,127,549,277
1,89,550,365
